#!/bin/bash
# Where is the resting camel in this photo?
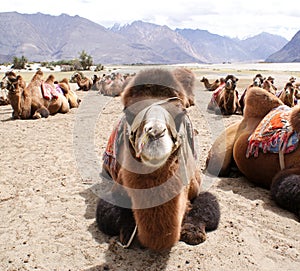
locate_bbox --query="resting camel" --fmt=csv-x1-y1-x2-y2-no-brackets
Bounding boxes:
262,78,277,95
206,87,300,219
276,82,297,107
3,70,69,119
207,75,240,115
96,74,123,96
200,77,223,91
239,74,266,114
96,68,220,251
57,78,81,108
172,67,196,107
72,72,93,91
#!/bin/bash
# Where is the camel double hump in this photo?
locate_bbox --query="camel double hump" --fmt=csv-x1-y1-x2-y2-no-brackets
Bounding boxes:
96,68,220,251
200,76,223,91
72,72,93,91
2,70,80,119
206,87,300,220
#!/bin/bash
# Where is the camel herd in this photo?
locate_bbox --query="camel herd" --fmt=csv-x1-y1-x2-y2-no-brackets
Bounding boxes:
202,73,300,115
1,67,299,252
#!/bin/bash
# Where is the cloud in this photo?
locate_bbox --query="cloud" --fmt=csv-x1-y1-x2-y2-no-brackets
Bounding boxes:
1,0,300,40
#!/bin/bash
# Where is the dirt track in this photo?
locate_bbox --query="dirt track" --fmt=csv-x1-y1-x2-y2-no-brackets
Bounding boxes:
0,67,299,271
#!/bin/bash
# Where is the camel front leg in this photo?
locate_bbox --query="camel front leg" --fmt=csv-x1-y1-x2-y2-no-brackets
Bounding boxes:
180,192,220,245
205,120,243,176
271,167,300,220
96,198,137,247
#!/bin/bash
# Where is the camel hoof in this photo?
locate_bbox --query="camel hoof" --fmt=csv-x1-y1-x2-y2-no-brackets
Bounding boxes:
33,112,42,119
180,223,207,245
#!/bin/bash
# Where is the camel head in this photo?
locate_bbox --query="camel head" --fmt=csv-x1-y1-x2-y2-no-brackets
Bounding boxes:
71,73,82,81
4,76,19,93
1,71,17,90
127,100,181,168
224,74,238,91
282,82,295,106
253,74,265,87
122,68,188,168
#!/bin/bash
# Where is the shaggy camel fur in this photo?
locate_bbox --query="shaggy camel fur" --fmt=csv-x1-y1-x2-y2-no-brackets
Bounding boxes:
172,67,196,107
277,82,297,107
206,87,300,219
207,75,240,115
4,70,69,119
96,68,220,251
72,72,93,91
262,79,277,95
200,77,223,91
56,77,81,108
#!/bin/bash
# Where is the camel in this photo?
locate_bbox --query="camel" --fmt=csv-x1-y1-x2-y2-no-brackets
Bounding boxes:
95,73,125,97
276,82,297,107
239,74,266,114
91,74,101,90
172,67,196,107
266,76,277,90
262,78,277,95
72,72,93,91
200,77,223,91
57,77,81,108
205,87,300,219
96,68,220,251
207,75,240,115
3,70,70,119
239,74,278,114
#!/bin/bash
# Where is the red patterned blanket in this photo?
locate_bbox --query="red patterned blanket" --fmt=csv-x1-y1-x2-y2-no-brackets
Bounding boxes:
246,105,299,158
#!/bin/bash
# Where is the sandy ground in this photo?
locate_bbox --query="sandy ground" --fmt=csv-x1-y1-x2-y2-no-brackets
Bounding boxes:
0,66,299,271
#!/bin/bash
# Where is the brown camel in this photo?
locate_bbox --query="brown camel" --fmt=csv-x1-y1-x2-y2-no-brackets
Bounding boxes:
172,67,196,107
3,70,69,119
97,73,125,97
276,82,297,107
262,78,277,95
206,87,300,219
239,74,266,114
200,77,222,91
72,72,93,91
96,68,220,251
57,77,81,108
207,75,240,115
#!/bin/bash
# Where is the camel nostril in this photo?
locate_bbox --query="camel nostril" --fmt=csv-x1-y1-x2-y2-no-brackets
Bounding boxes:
148,128,166,140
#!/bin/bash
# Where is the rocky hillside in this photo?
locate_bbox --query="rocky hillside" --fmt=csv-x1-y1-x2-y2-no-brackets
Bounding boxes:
265,30,300,62
0,12,290,64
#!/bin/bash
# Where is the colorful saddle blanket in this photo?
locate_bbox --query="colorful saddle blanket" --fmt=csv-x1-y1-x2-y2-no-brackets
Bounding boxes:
246,105,299,158
41,82,60,100
103,116,126,173
207,83,225,109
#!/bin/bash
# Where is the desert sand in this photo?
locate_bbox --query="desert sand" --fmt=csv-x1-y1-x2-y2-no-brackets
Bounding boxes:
0,65,299,271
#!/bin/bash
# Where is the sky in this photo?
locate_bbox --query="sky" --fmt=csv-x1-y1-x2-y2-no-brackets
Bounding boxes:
3,0,300,40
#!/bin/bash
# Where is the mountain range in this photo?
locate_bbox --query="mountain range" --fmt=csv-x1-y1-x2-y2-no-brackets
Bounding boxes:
0,12,295,64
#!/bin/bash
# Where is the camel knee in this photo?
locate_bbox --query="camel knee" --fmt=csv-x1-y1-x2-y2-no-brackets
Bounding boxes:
271,171,300,220
96,198,136,246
